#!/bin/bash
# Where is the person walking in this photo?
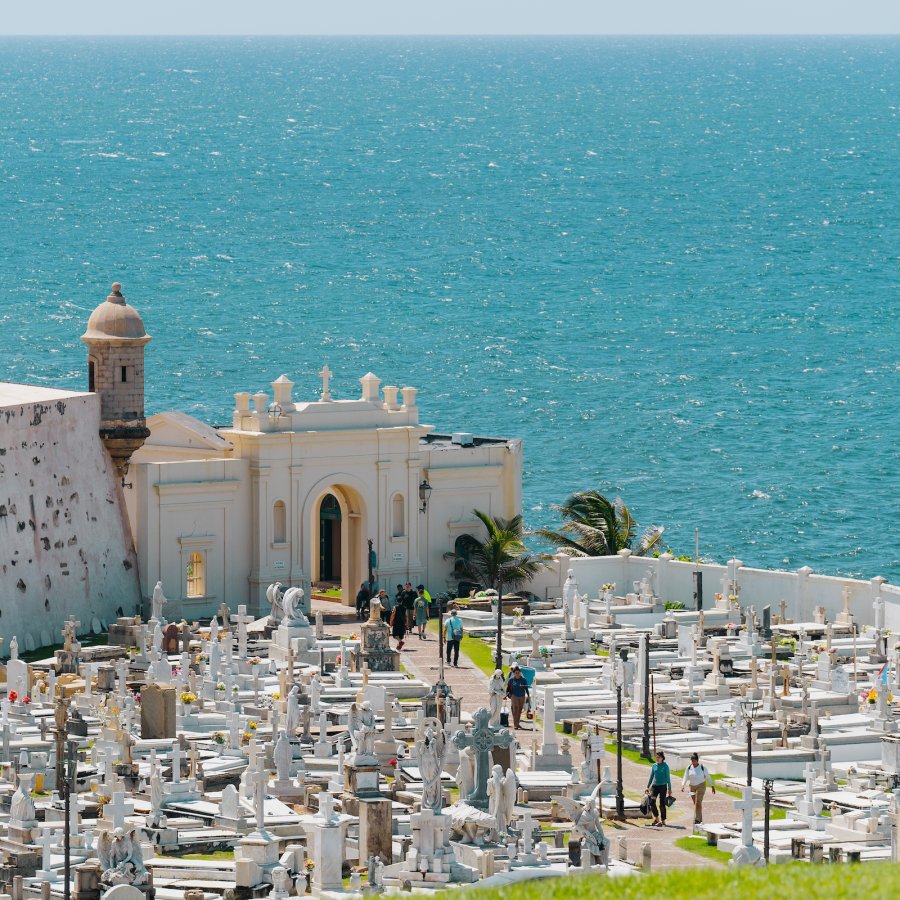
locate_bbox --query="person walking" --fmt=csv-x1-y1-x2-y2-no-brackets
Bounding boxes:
390,602,407,650
645,751,673,826
506,664,531,729
444,609,463,667
414,588,430,639
401,582,418,630
681,752,715,825
355,583,371,621
377,588,392,624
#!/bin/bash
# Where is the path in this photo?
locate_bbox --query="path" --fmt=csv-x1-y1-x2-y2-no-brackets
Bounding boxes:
313,597,738,870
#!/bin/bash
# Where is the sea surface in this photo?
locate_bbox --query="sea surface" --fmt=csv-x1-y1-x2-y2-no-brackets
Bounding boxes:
0,37,897,580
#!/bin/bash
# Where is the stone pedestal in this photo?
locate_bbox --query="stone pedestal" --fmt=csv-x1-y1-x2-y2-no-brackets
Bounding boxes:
303,817,350,893
234,830,280,888
270,622,313,662
354,616,399,673
72,862,102,900
358,797,393,864
140,683,176,740
346,762,381,798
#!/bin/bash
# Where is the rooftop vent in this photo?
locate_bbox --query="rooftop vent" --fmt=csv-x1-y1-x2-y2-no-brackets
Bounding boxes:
451,432,475,447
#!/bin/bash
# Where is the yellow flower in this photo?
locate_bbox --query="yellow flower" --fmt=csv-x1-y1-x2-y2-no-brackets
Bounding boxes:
272,691,281,701
248,721,258,730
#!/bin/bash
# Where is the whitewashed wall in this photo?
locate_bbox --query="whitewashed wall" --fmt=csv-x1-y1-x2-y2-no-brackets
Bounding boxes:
0,389,141,652
529,551,896,629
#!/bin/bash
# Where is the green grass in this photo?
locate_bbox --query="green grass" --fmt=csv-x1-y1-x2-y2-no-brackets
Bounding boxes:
673,835,732,865
426,620,501,678
450,862,900,900
160,850,235,861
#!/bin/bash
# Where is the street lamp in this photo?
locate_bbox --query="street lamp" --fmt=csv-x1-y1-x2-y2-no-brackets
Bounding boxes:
62,738,77,900
739,698,762,787
614,649,626,820
418,478,432,513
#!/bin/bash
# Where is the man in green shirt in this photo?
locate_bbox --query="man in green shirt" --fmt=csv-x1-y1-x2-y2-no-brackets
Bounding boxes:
645,750,672,826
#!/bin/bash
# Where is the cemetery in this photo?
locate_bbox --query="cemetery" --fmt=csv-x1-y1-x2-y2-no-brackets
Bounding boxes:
0,555,899,900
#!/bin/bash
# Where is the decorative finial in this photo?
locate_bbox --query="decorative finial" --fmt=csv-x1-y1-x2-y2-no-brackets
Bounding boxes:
111,282,122,294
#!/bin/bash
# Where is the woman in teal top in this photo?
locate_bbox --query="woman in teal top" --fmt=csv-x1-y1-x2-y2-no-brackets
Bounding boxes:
645,751,672,826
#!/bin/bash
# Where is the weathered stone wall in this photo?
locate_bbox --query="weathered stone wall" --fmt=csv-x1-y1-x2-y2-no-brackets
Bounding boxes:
0,386,141,653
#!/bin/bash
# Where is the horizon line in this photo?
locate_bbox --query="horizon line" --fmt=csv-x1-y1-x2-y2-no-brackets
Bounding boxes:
1,32,898,38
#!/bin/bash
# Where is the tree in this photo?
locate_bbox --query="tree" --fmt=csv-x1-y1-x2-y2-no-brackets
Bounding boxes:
446,510,550,670
535,489,663,558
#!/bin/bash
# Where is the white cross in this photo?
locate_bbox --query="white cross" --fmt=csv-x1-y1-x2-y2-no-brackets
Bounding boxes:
233,605,254,659
318,791,335,825
37,826,59,879
733,785,763,849
170,744,185,784
106,791,133,830
319,364,333,401
518,811,538,858
250,766,269,833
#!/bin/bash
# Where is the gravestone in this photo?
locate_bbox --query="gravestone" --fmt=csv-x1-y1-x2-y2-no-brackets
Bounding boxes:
451,708,513,810
141,684,175,739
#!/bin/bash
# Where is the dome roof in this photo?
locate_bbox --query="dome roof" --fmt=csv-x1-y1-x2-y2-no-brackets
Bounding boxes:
81,283,150,343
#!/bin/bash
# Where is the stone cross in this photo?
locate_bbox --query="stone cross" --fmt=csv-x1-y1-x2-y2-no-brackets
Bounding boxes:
319,365,333,401
106,791,133,830
318,791,336,824
170,744,185,784
451,707,513,810
37,827,58,881
63,616,81,652
233,605,254,659
778,599,787,624
733,785,763,859
518,811,539,864
250,765,268,833
218,602,231,627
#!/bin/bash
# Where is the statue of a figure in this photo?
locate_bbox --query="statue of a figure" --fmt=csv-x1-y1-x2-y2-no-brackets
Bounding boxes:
151,581,168,621
274,729,293,782
285,685,301,735
415,717,447,814
348,701,376,760
97,827,149,886
556,794,608,864
488,670,506,727
149,767,164,827
487,765,516,839
580,730,598,783
266,582,285,625
9,636,18,661
456,745,475,803
309,673,322,714
10,773,37,824
282,587,309,627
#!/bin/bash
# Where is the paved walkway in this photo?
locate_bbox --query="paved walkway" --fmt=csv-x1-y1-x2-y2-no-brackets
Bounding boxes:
314,598,738,871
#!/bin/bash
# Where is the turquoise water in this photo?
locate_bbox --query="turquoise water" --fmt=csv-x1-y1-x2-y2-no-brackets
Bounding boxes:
0,37,897,579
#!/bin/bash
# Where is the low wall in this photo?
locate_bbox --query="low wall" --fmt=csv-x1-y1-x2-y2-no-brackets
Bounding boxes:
528,551,895,629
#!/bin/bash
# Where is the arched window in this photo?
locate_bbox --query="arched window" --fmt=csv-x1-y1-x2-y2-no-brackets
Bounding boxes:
273,500,287,544
186,551,205,598
392,493,405,538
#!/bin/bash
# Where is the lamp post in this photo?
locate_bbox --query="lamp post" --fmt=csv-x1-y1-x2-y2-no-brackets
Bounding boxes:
62,738,77,900
614,652,625,820
740,698,762,787
763,778,773,863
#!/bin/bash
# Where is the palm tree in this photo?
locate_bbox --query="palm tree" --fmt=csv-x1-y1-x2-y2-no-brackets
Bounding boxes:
535,489,664,558
446,510,550,670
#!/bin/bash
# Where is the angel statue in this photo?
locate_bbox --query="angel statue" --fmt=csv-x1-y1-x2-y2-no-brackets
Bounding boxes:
554,793,609,867
456,745,475,804
348,701,376,761
282,587,309,627
97,827,149,886
415,717,447,814
488,670,506,726
266,582,285,626
487,765,516,839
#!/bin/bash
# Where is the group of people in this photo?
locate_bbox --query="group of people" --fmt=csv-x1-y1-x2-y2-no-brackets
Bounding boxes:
355,581,431,649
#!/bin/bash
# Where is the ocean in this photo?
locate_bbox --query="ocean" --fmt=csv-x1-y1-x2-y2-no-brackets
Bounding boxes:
0,37,897,580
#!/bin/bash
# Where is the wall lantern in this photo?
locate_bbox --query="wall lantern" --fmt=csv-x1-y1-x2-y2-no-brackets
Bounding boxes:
419,478,433,513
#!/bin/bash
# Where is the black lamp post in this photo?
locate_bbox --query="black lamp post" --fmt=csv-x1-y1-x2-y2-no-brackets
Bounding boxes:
740,698,762,787
62,738,77,900
763,778,773,862
615,652,626,820
418,478,432,513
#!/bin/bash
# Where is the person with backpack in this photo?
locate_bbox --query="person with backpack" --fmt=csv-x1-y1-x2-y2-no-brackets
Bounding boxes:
681,752,715,825
444,609,463,667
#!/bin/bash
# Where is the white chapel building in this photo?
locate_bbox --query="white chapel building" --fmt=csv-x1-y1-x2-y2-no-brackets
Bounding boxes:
124,333,522,621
